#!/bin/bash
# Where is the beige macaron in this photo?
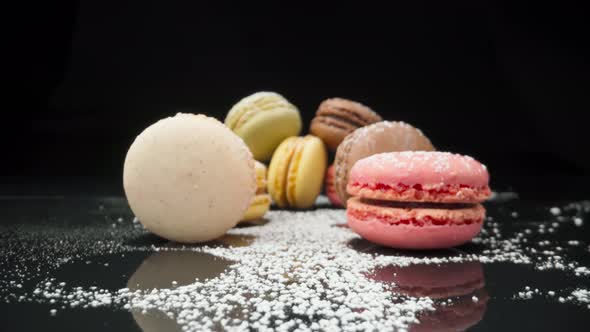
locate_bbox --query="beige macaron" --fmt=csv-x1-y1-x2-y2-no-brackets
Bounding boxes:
123,113,256,243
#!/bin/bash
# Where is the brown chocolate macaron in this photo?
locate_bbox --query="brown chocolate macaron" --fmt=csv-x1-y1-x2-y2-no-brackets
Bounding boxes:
334,121,435,206
310,98,382,151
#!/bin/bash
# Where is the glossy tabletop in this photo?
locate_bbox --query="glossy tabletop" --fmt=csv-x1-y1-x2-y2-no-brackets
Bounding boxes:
0,177,589,331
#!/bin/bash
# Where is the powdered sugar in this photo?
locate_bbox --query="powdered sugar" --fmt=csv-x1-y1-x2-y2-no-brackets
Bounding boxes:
550,207,561,216
572,289,590,303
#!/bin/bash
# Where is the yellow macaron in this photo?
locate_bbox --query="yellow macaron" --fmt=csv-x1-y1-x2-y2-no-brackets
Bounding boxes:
241,161,271,222
268,135,327,209
225,92,302,162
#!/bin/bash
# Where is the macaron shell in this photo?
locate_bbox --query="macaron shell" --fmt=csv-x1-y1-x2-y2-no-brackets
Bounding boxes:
325,165,344,207
335,121,435,206
348,212,483,249
310,117,352,151
286,136,327,209
225,91,295,131
225,92,302,162
347,151,491,203
347,198,484,249
123,113,256,243
234,109,302,161
310,98,382,151
268,137,298,208
317,98,382,126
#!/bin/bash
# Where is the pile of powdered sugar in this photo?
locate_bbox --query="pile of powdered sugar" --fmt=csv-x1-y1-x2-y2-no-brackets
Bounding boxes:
1,195,589,331
122,210,442,331
3,209,440,331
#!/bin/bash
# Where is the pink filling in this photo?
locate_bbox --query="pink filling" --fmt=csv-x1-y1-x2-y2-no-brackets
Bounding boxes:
352,182,487,195
348,182,491,203
348,208,482,227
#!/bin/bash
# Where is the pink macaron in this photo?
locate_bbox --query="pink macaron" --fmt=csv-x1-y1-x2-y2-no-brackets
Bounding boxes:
346,151,491,249
325,164,344,207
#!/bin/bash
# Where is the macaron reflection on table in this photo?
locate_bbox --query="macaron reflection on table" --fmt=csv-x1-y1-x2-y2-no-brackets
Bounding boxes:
367,256,489,332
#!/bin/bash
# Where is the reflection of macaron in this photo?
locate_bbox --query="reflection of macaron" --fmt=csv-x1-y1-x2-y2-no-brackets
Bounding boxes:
410,288,489,332
268,136,327,209
325,164,344,208
130,309,182,332
334,121,435,206
128,250,234,332
124,113,256,243
367,260,488,332
127,250,234,291
370,261,485,299
310,98,382,151
225,92,302,162
346,152,491,249
241,161,271,222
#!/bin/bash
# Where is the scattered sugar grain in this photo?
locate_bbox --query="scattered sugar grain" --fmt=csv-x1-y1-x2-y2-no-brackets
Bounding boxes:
571,289,590,304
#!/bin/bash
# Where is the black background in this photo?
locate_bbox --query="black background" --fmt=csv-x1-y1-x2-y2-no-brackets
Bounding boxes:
2,4,590,331
6,1,589,194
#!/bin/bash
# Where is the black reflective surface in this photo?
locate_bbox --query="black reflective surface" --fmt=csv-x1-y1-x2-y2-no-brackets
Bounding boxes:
1,178,589,332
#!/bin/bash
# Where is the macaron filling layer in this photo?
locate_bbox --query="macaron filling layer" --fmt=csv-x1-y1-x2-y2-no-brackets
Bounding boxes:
347,182,491,203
